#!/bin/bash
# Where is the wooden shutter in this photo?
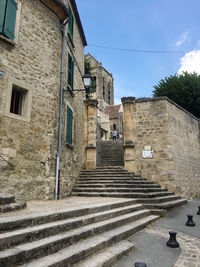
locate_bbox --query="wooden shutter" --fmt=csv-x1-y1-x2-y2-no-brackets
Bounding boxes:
4,0,17,40
0,0,7,33
68,53,74,90
71,59,74,90
68,5,74,40
66,105,73,145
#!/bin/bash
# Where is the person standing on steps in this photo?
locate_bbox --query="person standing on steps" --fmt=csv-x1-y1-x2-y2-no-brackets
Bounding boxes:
112,129,117,141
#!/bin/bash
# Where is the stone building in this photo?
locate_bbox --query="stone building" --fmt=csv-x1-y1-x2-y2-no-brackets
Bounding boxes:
105,104,123,138
85,53,116,140
0,0,87,200
85,53,114,110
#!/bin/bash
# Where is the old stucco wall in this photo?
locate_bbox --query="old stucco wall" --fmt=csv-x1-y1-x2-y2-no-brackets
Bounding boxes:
122,97,200,199
0,0,85,200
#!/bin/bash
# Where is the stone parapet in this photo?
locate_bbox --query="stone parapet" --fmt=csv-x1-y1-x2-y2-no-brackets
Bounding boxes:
122,97,200,199
83,100,98,169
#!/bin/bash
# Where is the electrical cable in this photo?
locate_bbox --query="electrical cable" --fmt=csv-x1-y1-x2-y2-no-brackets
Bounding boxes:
87,43,186,54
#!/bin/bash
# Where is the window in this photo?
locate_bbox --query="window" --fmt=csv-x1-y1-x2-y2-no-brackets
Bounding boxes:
5,79,33,122
108,82,111,104
91,76,96,92
102,77,105,100
66,105,73,145
0,0,17,41
68,53,74,90
10,85,26,115
68,5,74,40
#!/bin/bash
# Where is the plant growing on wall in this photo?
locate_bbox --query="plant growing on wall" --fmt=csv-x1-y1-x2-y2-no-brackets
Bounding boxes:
153,72,200,118
84,57,93,99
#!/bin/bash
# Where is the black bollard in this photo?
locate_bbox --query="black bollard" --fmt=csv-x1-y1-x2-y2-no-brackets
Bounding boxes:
134,263,147,267
197,207,200,215
166,231,179,248
186,214,195,226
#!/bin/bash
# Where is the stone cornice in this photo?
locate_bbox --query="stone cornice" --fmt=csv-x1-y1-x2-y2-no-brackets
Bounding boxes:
40,0,69,21
84,99,98,106
121,97,136,104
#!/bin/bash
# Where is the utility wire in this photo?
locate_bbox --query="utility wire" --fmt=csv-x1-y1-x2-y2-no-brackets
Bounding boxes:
87,43,186,54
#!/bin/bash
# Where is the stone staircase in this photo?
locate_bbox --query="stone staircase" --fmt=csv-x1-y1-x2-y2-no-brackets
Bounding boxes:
99,141,124,166
72,167,187,210
0,193,26,213
0,199,159,266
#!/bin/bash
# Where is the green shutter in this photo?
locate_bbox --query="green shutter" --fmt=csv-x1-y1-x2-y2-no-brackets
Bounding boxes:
4,0,17,40
68,53,74,90
68,5,74,40
71,59,74,90
66,105,73,145
0,0,7,33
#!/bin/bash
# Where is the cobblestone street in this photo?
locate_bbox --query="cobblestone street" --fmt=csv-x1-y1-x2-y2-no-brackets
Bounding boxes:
148,226,200,267
115,198,200,267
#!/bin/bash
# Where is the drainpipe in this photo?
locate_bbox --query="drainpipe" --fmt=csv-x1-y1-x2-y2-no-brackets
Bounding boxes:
55,22,66,200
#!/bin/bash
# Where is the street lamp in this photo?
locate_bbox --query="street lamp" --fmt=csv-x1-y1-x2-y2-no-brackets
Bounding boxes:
83,73,92,89
71,73,92,91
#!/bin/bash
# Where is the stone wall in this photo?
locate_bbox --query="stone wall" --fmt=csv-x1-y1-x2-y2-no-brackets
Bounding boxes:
85,53,114,106
0,0,85,200
122,97,200,199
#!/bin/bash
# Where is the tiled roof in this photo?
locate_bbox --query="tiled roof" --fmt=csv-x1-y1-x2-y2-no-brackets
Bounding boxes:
105,104,121,119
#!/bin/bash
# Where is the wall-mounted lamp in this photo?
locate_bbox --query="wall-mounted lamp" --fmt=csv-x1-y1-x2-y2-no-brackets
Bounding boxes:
72,73,92,91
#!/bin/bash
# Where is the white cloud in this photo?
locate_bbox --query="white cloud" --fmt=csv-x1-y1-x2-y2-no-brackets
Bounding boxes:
176,32,189,47
178,50,200,74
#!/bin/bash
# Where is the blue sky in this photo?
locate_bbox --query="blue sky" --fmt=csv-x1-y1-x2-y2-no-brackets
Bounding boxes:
76,0,200,104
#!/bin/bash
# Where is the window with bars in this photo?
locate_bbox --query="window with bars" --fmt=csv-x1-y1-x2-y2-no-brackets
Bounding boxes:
68,53,74,90
66,105,73,145
10,85,26,116
0,0,17,40
68,4,74,40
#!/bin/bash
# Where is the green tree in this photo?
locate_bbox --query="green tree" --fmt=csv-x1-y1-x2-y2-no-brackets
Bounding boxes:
84,57,93,99
153,72,200,118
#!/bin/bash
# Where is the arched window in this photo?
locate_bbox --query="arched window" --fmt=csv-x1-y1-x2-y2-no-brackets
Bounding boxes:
91,76,96,92
108,82,111,104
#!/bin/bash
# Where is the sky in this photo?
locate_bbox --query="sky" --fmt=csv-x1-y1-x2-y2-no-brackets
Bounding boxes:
75,0,200,104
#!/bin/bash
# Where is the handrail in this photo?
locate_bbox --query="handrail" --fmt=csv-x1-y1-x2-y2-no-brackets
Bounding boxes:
0,155,14,169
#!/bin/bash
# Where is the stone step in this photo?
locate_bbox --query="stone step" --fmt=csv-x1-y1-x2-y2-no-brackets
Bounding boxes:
78,179,154,184
81,173,132,177
0,201,26,213
19,215,158,267
82,170,128,174
0,199,138,232
79,176,143,179
73,240,134,267
101,156,123,159
96,166,124,169
101,154,123,157
73,187,166,193
0,194,15,206
137,195,181,204
82,169,128,173
0,210,153,266
0,203,143,250
76,183,161,188
143,198,187,209
100,163,124,167
71,191,173,198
